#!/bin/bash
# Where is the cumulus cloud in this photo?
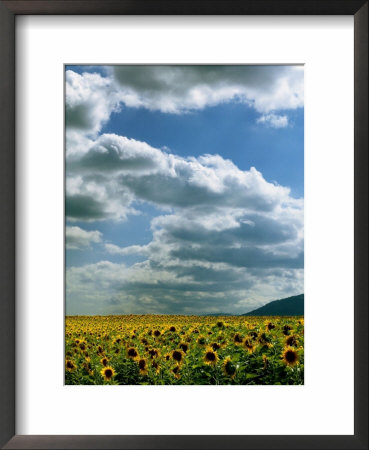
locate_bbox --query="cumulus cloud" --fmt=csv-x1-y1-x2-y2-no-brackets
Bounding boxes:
257,113,289,128
112,65,304,114
66,226,102,249
66,132,303,314
66,70,123,136
65,66,303,146
66,133,295,222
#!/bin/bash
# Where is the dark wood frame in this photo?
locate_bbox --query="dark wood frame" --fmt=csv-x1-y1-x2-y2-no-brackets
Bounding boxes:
0,1,367,449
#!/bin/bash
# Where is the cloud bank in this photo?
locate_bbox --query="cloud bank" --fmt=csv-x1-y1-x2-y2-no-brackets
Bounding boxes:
66,65,304,147
66,132,303,314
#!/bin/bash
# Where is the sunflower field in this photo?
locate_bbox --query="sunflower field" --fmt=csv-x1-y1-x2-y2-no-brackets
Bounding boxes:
65,315,304,385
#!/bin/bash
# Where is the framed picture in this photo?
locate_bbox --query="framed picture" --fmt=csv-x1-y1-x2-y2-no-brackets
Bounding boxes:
0,1,367,449
64,62,305,388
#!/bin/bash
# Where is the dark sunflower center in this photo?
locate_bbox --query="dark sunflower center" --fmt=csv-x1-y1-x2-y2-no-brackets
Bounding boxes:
169,326,176,332
226,362,236,375
245,339,252,348
66,361,74,369
206,351,216,361
172,351,182,362
105,369,112,378
285,350,297,363
128,348,138,357
234,334,243,343
286,336,297,346
139,359,146,369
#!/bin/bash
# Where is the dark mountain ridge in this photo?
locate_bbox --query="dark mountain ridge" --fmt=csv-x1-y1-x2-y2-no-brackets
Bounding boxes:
242,294,304,316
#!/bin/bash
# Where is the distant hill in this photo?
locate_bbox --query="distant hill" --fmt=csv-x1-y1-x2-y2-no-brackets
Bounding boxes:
241,294,304,316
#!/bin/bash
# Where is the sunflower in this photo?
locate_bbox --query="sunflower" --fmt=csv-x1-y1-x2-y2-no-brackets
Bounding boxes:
83,361,93,375
151,360,160,374
244,338,256,353
211,342,221,351
204,347,219,366
127,347,139,359
65,359,75,371
100,357,109,367
249,331,258,341
172,365,181,379
138,358,148,375
265,321,275,331
148,348,160,359
285,335,298,347
172,350,184,363
234,333,243,344
169,326,176,332
258,332,273,349
179,342,188,353
197,336,207,346
222,357,236,378
100,366,115,381
282,346,299,366
153,330,161,337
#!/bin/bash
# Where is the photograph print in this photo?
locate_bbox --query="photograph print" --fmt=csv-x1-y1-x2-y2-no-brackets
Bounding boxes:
65,65,304,385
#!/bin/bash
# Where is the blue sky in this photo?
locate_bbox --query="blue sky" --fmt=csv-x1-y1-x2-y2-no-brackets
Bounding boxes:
65,65,304,315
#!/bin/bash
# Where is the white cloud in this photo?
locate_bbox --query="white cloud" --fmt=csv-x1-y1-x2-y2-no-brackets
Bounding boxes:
112,65,304,114
66,133,304,314
66,226,102,249
65,66,303,141
257,113,289,128
66,70,123,138
105,243,149,256
66,133,295,223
